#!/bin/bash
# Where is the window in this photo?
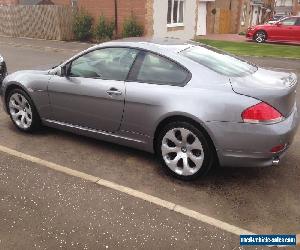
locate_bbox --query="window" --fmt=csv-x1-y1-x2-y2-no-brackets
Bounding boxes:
167,0,184,27
71,0,78,8
281,17,297,25
136,52,189,86
279,0,286,6
181,46,257,77
69,48,138,81
296,18,300,26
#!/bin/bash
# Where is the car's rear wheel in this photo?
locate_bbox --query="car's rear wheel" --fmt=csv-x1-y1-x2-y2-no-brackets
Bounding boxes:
156,122,214,180
7,89,41,132
254,31,267,43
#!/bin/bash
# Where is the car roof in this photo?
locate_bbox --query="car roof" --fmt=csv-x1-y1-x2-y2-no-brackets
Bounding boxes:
92,37,193,54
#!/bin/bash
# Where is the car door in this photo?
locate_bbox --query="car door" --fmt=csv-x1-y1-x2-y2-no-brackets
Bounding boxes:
278,17,298,41
48,47,138,132
121,51,191,136
294,18,300,42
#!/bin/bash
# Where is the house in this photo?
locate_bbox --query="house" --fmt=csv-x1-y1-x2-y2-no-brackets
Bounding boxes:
0,0,275,40
49,0,247,39
0,0,53,4
275,0,293,15
0,0,19,4
239,0,274,31
295,0,300,15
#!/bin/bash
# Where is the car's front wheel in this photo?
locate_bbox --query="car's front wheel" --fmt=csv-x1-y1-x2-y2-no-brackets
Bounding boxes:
7,88,41,132
156,122,214,180
254,31,267,43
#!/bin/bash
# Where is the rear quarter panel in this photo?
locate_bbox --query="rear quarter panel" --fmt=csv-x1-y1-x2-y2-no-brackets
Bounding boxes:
121,62,259,150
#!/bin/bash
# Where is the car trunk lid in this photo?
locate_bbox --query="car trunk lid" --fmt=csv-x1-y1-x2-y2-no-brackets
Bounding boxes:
230,68,298,117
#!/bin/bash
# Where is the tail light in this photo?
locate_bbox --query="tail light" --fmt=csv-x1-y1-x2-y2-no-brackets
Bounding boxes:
270,144,286,153
242,102,283,124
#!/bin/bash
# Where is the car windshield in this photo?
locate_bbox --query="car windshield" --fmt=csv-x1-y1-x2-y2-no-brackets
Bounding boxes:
181,45,258,77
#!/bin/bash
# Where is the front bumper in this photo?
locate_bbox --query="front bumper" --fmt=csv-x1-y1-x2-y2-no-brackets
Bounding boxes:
207,105,299,167
0,60,7,95
246,31,254,40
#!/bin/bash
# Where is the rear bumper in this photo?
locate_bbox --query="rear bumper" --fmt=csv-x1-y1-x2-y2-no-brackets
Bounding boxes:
207,105,299,167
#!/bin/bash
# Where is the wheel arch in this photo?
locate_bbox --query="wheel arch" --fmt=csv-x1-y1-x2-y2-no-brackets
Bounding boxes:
153,115,219,163
4,82,37,114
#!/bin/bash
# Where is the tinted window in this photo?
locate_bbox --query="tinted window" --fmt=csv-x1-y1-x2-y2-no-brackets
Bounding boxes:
136,53,189,86
281,17,297,26
296,18,300,26
70,48,138,81
181,45,257,77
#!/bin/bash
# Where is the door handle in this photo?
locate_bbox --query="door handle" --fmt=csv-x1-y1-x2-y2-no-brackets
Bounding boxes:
106,88,122,96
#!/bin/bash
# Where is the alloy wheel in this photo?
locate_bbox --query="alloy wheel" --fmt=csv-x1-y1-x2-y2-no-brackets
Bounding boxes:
255,32,266,43
9,93,33,130
161,128,204,176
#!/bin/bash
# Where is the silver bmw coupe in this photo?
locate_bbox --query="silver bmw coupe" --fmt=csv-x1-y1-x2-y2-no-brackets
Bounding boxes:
1,38,299,180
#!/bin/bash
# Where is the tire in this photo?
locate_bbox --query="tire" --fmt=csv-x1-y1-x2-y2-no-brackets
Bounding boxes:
6,88,41,132
156,121,214,181
254,31,267,43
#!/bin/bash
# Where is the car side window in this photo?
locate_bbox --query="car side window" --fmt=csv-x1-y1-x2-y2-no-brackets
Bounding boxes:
296,18,300,26
69,48,138,81
281,17,297,26
135,52,189,86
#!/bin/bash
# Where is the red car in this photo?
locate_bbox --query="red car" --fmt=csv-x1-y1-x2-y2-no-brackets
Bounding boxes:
246,16,300,43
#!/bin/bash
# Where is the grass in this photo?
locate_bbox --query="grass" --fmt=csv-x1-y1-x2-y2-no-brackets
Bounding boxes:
195,39,300,59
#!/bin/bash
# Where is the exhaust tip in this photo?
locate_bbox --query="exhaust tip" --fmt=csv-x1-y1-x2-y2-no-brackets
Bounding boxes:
272,158,280,166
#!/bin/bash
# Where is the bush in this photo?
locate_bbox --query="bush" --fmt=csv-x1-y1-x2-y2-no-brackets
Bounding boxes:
95,15,115,41
122,14,144,38
73,10,93,41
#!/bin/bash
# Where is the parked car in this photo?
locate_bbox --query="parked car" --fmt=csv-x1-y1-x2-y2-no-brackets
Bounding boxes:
1,39,299,180
0,54,7,94
247,16,300,43
267,15,287,24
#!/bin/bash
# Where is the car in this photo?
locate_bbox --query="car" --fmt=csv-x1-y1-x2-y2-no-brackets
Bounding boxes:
0,54,7,94
1,38,299,180
267,15,287,24
247,16,300,43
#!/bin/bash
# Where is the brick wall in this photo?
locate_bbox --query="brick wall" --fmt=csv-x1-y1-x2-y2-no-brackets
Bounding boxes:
145,0,153,36
51,0,69,5
0,0,19,5
117,0,146,35
51,0,148,36
294,0,300,15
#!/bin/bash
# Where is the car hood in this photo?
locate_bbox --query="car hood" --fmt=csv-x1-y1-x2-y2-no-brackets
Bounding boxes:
5,69,49,80
230,68,298,117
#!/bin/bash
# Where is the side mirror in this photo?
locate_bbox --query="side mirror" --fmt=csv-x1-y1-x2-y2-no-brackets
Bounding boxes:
61,65,67,77
60,64,71,77
276,22,282,26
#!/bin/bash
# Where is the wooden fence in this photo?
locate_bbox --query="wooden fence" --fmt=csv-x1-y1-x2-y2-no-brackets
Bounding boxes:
0,5,74,40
